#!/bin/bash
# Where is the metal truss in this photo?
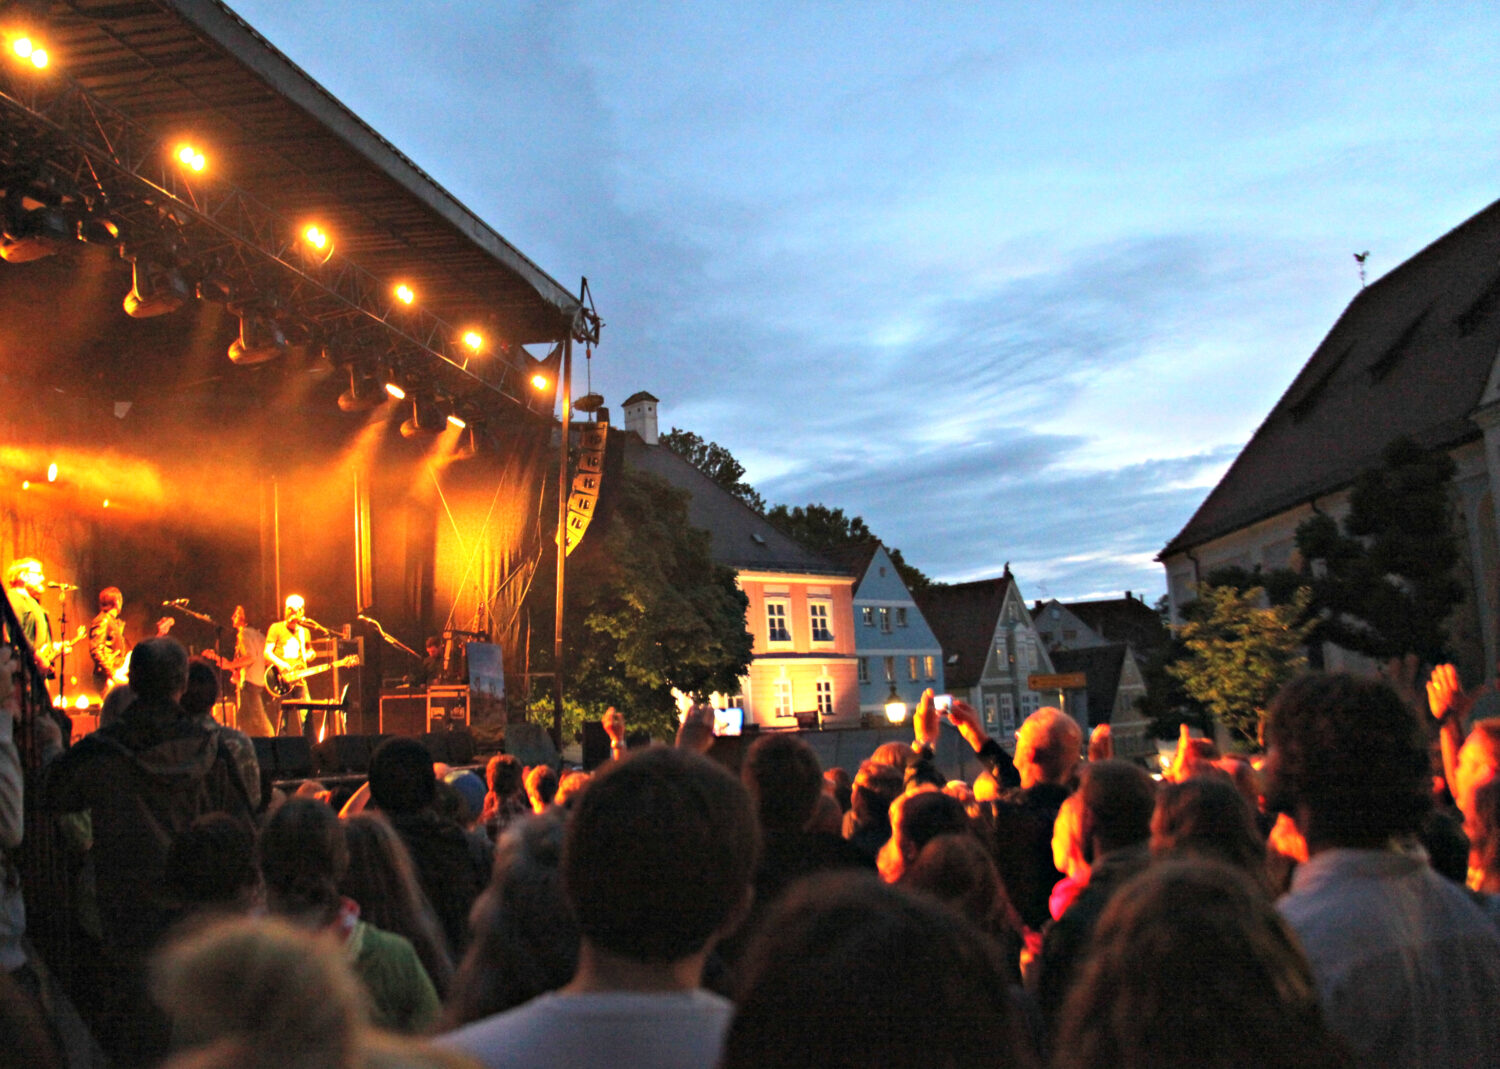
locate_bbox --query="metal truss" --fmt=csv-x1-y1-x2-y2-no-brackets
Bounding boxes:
0,59,599,412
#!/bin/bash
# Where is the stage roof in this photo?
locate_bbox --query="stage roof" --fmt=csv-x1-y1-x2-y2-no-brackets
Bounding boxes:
2,0,587,347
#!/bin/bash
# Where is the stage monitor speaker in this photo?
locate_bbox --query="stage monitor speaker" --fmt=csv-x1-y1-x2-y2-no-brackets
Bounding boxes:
505,722,558,768
380,693,427,736
581,721,610,770
254,736,313,781
422,728,476,767
313,734,382,776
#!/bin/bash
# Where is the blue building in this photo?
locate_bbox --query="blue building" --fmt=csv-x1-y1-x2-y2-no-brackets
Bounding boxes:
826,543,945,717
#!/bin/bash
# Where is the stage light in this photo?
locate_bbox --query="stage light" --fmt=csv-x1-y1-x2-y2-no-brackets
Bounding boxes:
446,413,466,430
303,224,328,250
102,499,110,508
175,144,206,172
384,381,407,401
337,367,382,412
301,223,335,264
123,259,191,317
399,398,445,438
74,695,88,710
29,47,46,69
12,37,32,59
462,331,483,352
0,202,71,263
46,462,57,483
227,313,288,365
21,481,29,490
530,372,550,391
393,283,414,306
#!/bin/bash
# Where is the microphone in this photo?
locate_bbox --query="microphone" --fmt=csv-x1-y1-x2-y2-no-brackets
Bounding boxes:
163,598,190,608
45,581,77,590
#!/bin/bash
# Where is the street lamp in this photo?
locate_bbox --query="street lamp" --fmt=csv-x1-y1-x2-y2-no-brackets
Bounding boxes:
884,685,907,724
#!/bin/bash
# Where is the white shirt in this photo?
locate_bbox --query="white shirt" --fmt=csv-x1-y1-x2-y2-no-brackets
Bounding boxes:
441,989,734,1069
1279,847,1500,1069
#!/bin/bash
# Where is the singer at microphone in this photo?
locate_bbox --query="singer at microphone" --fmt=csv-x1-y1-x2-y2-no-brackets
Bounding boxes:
45,580,78,590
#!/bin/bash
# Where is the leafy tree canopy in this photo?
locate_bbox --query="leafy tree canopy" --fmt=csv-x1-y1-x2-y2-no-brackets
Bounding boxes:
1168,584,1315,744
660,427,766,512
1294,436,1461,665
561,469,754,740
765,503,933,592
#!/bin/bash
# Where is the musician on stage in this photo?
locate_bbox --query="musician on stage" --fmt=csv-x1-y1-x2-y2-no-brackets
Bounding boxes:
89,587,128,695
265,594,315,739
202,605,274,737
5,558,53,676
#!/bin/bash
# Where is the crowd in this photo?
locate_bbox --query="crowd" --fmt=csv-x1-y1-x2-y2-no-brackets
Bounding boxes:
3,632,1500,1068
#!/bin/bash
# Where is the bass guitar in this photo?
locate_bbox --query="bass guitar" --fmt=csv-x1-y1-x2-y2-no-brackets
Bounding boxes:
264,654,362,698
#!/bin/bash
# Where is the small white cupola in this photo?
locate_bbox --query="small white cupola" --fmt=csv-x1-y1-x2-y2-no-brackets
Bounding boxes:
622,390,660,445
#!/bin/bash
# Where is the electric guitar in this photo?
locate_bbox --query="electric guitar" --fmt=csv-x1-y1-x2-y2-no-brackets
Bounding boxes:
37,626,86,667
265,654,362,698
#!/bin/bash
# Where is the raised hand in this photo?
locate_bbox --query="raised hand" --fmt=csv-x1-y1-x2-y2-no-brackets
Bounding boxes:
913,689,941,749
1426,663,1474,723
942,698,989,752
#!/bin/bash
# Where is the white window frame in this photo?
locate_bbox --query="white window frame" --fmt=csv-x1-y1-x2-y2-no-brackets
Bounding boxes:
924,655,936,681
862,606,874,627
773,678,794,718
895,606,908,627
907,655,919,682
808,600,834,644
1000,692,1016,733
815,679,833,716
983,694,998,731
883,656,896,684
879,607,891,633
858,657,869,684
766,598,792,644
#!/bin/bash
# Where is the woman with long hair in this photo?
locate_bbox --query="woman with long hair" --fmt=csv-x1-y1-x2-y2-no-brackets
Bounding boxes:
260,799,440,1034
340,812,456,1000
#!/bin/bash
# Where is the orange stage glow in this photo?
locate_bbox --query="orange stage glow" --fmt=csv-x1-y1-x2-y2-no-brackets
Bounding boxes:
11,37,32,59
175,144,206,172
303,224,329,250
530,373,550,391
20,480,28,490
46,462,57,482
462,331,483,352
28,47,45,69
394,284,415,306
384,382,406,401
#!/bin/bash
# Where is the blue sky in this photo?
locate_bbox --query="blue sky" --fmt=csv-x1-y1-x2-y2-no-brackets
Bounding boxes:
232,0,1500,601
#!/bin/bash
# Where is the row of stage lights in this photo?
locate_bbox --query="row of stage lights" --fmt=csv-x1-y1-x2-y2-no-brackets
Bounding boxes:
4,27,556,432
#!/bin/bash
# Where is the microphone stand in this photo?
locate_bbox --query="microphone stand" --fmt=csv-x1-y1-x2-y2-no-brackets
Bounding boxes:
357,614,420,659
55,589,68,709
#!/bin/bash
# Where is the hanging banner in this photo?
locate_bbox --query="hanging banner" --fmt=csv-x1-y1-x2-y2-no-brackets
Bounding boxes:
564,423,608,556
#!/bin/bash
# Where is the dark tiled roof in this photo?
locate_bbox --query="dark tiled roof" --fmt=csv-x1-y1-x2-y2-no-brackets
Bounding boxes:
622,435,850,575
1060,597,1167,654
1163,198,1500,557
622,391,659,406
820,542,882,587
1050,644,1127,728
915,577,1012,690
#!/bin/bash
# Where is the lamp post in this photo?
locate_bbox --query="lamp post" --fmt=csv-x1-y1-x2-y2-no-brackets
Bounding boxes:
884,684,907,725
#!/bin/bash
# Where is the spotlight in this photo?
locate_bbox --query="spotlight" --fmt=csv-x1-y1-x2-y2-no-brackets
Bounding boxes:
301,223,334,263
123,258,191,317
337,367,382,413
46,462,57,483
393,283,414,306
399,398,445,438
11,37,46,68
76,213,120,245
530,372,550,392
175,144,206,172
461,331,483,352
227,313,288,365
446,413,467,430
1,196,72,262
384,381,407,401
303,224,328,250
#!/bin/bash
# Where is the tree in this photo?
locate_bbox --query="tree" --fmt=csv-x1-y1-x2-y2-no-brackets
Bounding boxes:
765,503,933,592
558,468,754,740
1295,436,1461,665
1168,584,1315,744
660,427,766,512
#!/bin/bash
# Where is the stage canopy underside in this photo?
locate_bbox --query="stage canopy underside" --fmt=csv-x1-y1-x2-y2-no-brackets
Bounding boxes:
0,0,597,736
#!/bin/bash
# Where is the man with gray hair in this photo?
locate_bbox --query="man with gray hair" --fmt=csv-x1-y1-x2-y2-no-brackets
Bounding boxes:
48,635,252,1066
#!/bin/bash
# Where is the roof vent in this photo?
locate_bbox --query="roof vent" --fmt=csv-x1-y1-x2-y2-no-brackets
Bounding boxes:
751,532,767,546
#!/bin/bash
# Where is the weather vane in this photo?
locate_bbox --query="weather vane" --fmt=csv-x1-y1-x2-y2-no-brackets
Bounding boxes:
1353,251,1370,289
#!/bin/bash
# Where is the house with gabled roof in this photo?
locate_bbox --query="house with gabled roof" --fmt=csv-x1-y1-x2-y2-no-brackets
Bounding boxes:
822,542,945,717
916,568,1054,740
620,394,859,728
1159,198,1500,680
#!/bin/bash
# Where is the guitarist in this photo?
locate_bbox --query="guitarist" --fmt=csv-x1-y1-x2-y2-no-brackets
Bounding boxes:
4,558,53,677
201,605,274,737
88,586,128,695
265,594,315,738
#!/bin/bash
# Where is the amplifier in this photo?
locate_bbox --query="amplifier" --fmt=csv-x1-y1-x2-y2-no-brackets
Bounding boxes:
379,693,428,736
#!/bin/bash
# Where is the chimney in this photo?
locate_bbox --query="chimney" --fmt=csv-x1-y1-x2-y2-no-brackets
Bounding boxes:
622,391,660,446
1125,590,1132,602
